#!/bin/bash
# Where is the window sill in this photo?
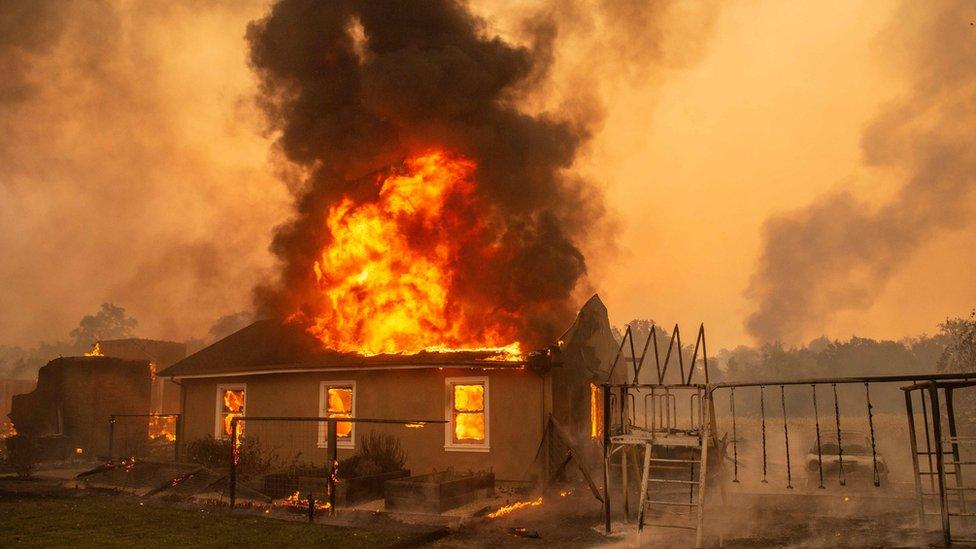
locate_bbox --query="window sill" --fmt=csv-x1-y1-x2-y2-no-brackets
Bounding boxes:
444,444,489,453
317,442,355,450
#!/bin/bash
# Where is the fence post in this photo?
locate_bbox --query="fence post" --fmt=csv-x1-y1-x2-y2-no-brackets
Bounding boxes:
229,418,238,509
928,382,950,545
602,383,612,534
108,415,116,459
327,420,338,517
174,414,182,463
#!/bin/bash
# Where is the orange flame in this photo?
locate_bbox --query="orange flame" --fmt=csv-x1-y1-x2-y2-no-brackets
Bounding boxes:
281,491,331,511
85,342,103,356
487,497,543,518
453,384,485,442
326,387,352,438
293,150,521,358
148,414,176,442
222,389,245,439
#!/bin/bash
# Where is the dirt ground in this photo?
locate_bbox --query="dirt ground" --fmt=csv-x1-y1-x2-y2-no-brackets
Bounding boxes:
0,467,959,548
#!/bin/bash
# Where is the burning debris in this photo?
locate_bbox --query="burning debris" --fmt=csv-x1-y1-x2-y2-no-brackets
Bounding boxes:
148,414,176,443
84,342,103,357
487,497,544,519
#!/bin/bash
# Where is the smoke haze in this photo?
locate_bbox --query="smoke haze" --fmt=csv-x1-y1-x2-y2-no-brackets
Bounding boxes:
745,0,976,343
0,1,289,347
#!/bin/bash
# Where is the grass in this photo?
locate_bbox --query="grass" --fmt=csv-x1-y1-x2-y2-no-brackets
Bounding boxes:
0,494,403,548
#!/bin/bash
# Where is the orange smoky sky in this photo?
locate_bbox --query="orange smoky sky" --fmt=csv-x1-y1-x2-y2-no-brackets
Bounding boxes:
1,0,973,350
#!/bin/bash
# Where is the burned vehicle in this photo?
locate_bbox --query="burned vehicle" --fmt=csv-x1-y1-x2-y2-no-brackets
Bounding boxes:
806,430,888,486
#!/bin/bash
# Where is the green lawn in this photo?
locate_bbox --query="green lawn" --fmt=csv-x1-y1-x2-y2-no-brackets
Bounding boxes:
0,495,403,548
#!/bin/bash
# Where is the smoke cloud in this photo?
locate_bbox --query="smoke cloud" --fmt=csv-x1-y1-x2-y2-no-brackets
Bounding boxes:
247,0,719,349
745,0,976,344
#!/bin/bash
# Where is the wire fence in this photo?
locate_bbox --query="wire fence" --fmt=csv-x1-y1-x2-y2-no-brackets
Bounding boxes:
228,416,446,520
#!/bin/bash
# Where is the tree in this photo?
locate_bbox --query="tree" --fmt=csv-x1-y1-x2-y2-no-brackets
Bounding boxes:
68,303,138,349
937,310,976,374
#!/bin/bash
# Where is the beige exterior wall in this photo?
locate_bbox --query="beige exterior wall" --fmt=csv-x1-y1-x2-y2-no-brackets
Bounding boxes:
180,367,546,482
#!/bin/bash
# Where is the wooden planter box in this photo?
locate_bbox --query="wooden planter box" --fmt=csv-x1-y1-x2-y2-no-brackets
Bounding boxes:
272,469,411,505
384,470,495,513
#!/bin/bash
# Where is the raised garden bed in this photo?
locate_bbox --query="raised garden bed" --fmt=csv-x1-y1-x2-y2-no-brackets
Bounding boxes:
302,470,410,505
261,469,410,504
385,470,495,513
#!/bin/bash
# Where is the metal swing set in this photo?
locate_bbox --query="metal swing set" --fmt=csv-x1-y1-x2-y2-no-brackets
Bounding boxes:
599,323,976,547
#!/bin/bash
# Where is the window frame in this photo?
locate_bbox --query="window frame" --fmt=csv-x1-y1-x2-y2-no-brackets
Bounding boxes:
214,383,246,440
444,376,489,452
318,380,356,449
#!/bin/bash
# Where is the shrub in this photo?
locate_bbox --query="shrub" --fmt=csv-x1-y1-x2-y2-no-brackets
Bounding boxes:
5,435,40,478
338,431,405,478
185,436,275,479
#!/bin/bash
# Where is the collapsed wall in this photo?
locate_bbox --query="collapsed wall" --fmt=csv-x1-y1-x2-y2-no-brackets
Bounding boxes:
95,338,186,414
8,356,150,458
542,294,626,477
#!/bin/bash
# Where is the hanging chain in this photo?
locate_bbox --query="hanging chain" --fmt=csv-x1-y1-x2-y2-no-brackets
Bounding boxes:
865,382,881,487
760,385,768,483
812,384,825,489
781,385,793,489
731,387,739,483
833,383,846,486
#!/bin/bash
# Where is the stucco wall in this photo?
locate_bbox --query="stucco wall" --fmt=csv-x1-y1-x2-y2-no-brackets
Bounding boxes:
180,367,546,482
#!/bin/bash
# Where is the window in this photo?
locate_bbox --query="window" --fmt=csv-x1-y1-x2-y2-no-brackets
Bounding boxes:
590,383,604,439
319,381,355,448
215,384,246,439
444,377,489,452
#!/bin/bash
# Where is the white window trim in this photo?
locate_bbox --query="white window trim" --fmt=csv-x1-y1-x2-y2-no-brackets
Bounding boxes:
215,383,246,439
318,380,356,449
444,376,489,452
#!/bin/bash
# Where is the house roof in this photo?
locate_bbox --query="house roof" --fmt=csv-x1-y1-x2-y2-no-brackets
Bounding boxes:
157,319,526,379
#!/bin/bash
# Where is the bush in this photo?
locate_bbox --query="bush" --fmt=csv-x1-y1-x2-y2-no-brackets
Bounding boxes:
185,436,275,479
5,435,40,478
337,431,405,479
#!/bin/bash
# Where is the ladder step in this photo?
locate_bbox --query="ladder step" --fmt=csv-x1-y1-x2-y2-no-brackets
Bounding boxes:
648,478,699,485
649,458,700,464
949,512,976,517
642,523,697,531
645,500,697,507
945,461,976,465
947,487,976,491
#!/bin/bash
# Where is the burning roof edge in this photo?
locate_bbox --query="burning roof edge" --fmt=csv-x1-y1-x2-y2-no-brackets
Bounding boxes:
157,319,526,380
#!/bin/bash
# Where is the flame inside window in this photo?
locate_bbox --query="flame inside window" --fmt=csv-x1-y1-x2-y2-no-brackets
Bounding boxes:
590,384,603,439
220,388,245,438
326,387,353,438
452,384,485,442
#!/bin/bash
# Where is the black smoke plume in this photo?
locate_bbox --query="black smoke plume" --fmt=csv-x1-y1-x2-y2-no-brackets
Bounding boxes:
247,0,599,349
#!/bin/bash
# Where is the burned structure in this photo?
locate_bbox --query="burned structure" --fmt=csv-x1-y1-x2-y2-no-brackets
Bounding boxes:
9,356,150,458
90,338,186,416
159,295,625,483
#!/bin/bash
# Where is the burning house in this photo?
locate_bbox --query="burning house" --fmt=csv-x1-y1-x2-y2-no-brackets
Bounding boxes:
159,295,623,483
